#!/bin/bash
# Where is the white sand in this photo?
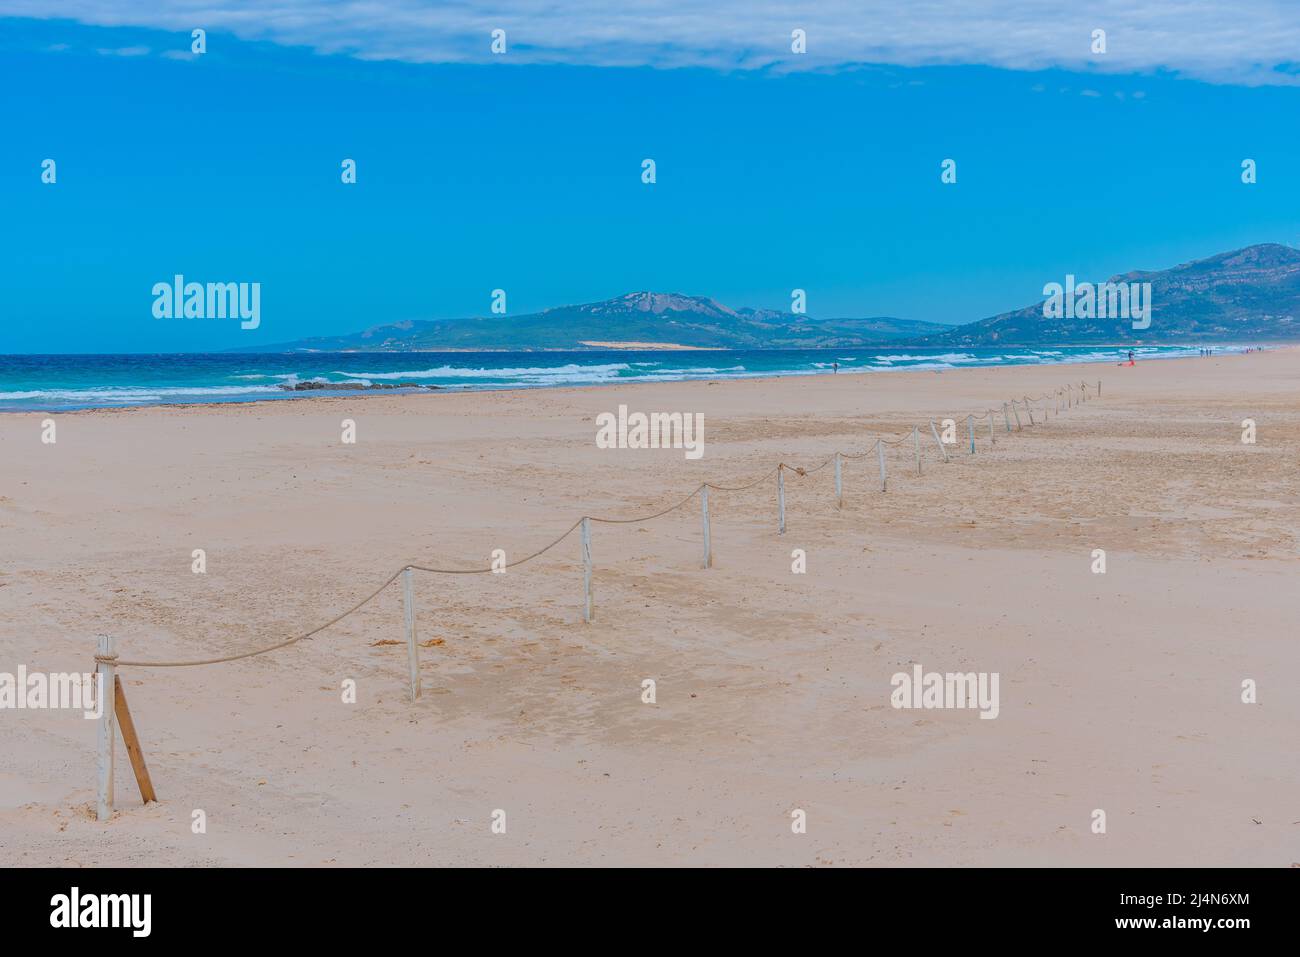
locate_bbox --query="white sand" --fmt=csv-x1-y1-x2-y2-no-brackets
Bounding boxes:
2,350,1297,865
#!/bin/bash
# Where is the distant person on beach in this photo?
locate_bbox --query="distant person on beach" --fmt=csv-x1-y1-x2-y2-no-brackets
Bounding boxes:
1127,350,1135,366
832,362,838,374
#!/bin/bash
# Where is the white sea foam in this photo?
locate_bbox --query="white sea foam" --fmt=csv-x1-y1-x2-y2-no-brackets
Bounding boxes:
0,346,1249,410
0,385,280,402
870,352,975,364
335,363,632,381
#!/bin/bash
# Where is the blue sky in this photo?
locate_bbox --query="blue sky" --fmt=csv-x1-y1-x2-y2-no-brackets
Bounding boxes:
4,7,1300,352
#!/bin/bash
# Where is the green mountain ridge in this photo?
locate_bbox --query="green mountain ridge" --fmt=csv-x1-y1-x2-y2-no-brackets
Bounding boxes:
236,245,1300,351
235,291,945,351
912,243,1300,346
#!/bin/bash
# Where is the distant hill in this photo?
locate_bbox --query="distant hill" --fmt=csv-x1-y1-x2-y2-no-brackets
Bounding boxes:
236,244,1300,352
910,243,1300,346
235,292,948,352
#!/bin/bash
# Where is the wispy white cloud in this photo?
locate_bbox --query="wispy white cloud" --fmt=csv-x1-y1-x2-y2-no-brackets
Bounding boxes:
95,44,149,56
7,1,1300,85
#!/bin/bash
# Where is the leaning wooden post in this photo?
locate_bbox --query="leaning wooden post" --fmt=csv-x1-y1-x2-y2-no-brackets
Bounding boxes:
929,420,949,463
1026,400,1035,427
877,440,887,492
1013,403,1022,430
701,486,712,569
95,634,117,822
113,676,156,805
777,466,786,534
1003,402,1011,432
402,567,420,701
913,425,921,475
834,452,843,509
967,415,975,454
989,412,995,446
581,517,593,621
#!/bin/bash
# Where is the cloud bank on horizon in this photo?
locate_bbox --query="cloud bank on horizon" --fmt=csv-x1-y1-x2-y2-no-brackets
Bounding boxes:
6,0,1300,86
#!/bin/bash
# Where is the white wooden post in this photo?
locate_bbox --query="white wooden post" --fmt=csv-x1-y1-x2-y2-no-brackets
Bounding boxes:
1098,379,1101,397
96,634,116,822
777,467,786,534
877,440,887,492
1003,403,1011,432
930,420,949,462
1026,401,1035,426
581,517,593,621
402,568,420,701
1013,403,1022,430
913,425,921,475
967,415,975,454
989,412,995,446
701,486,712,569
834,452,842,509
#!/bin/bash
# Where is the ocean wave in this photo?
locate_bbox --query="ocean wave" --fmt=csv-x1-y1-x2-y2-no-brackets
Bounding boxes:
870,352,975,364
0,346,1251,410
649,365,747,375
0,385,281,401
334,363,633,380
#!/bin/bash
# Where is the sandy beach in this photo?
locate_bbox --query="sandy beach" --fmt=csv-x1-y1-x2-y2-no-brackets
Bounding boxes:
1,350,1297,867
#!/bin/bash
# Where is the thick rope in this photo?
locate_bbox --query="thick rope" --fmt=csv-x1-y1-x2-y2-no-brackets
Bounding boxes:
407,518,585,573
109,568,405,668
105,380,1095,668
588,486,704,524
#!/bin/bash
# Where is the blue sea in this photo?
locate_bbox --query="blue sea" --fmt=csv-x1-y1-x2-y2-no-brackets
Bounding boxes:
0,346,1245,411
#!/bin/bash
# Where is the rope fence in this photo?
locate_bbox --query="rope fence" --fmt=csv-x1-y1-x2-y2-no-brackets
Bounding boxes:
88,377,1100,819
